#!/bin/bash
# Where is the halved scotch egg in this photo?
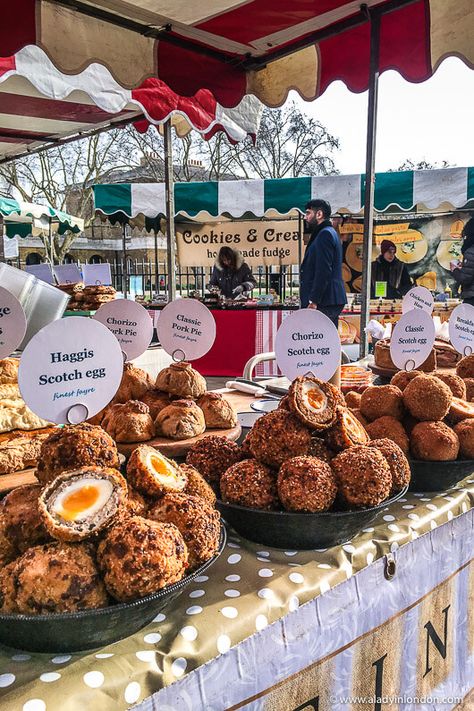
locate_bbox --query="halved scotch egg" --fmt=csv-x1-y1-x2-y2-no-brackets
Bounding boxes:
326,406,369,451
38,467,128,542
287,375,339,431
126,445,187,498
447,397,474,425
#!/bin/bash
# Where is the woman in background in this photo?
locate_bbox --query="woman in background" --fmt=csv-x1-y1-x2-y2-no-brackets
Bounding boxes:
209,246,256,298
370,239,412,299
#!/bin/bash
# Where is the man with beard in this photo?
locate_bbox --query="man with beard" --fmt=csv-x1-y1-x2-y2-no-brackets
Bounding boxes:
300,199,346,327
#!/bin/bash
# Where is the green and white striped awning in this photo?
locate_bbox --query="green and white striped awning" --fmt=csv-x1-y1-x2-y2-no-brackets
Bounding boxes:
93,167,474,221
0,197,84,237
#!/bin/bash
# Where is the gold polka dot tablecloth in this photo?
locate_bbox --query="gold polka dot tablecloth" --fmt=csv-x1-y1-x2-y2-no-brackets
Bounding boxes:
0,478,473,711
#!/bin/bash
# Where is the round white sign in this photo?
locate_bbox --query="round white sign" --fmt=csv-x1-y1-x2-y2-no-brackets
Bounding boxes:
390,309,436,370
449,303,474,355
402,286,434,315
18,317,124,424
93,299,153,361
156,299,216,361
0,286,27,359
275,309,341,381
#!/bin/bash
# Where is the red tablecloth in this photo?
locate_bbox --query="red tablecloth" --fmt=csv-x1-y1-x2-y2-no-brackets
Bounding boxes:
192,309,257,376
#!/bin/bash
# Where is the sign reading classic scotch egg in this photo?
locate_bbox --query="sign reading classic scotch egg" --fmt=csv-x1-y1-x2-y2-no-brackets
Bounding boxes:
156,299,216,361
18,317,124,424
449,303,474,355
390,309,435,370
275,309,341,381
402,286,434,315
93,299,153,361
0,286,27,359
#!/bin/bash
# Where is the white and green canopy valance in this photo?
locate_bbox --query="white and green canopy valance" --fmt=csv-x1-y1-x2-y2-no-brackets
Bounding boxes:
0,197,84,238
93,167,474,222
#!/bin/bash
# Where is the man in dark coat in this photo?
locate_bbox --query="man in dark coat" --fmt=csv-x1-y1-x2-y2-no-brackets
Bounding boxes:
300,199,347,327
370,239,412,299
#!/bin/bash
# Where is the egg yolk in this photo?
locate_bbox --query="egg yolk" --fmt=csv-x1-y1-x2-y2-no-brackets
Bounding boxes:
307,388,325,409
150,455,173,478
61,485,100,521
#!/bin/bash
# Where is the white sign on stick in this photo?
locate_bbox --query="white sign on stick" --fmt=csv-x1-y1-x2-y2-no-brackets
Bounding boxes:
275,309,341,381
53,264,82,284
18,317,124,424
449,303,474,355
156,299,216,361
390,309,435,370
82,263,112,286
25,264,54,284
93,299,153,361
0,287,27,358
402,286,434,315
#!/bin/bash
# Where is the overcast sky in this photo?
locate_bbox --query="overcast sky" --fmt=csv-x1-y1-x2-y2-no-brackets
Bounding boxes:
294,57,474,175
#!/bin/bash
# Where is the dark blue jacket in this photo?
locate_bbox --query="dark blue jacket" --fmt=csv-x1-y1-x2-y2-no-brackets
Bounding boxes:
300,222,347,308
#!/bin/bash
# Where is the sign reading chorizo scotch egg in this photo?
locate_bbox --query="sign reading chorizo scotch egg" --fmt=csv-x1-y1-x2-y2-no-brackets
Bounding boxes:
275,309,341,381
0,286,27,358
156,299,216,361
402,286,434,315
449,303,474,355
390,309,435,371
93,299,153,361
18,317,124,424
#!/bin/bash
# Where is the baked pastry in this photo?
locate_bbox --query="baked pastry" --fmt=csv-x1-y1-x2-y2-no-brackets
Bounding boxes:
36,423,120,485
326,406,369,451
140,389,172,420
344,391,361,409
113,362,153,404
446,397,474,424
83,285,116,296
360,385,404,422
11,542,108,614
374,339,436,372
180,464,217,505
368,438,410,493
365,416,409,455
403,375,452,421
126,445,187,497
0,561,18,612
148,492,221,570
97,516,188,602
2,484,51,553
277,455,337,512
464,378,474,402
332,446,392,507
0,384,20,400
0,513,17,568
308,437,334,462
155,362,206,399
102,401,155,443
390,370,423,392
39,467,128,542
247,409,311,468
287,375,339,431
433,372,466,399
0,425,56,445
0,402,51,435
0,431,51,475
155,400,206,440
0,358,19,385
186,435,242,483
197,392,237,429
434,340,461,368
220,459,278,510
457,355,474,379
453,419,474,459
410,421,459,460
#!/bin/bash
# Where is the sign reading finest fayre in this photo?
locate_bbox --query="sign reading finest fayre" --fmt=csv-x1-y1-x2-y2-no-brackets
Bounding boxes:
156,299,216,360
93,299,153,361
18,317,124,424
402,286,434,315
448,303,474,355
275,309,341,381
390,309,436,370
0,286,27,359
176,220,300,267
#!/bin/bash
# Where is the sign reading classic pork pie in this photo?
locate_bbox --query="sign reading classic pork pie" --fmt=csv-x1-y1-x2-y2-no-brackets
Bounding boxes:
18,317,124,424
157,299,216,361
275,309,341,381
176,220,300,267
0,286,27,359
390,309,436,370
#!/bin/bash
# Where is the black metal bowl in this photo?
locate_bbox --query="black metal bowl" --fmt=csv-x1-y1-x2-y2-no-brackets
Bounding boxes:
217,488,408,550
409,459,474,492
0,527,226,653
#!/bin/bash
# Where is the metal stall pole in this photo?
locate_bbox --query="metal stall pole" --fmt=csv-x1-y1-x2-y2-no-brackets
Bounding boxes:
0,215,5,263
164,119,177,302
122,223,128,298
359,5,381,359
153,229,159,295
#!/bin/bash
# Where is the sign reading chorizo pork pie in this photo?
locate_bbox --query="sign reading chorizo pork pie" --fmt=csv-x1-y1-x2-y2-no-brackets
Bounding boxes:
275,309,341,381
402,286,434,315
449,303,474,355
390,309,436,370
156,299,216,361
176,220,300,267
93,299,153,361
0,286,27,359
18,317,124,424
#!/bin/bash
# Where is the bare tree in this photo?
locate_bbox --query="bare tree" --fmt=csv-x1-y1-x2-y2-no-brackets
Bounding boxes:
391,159,454,171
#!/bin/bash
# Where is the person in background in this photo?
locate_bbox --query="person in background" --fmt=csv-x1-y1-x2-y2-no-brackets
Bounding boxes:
209,246,256,299
300,199,347,327
370,239,412,299
451,217,474,305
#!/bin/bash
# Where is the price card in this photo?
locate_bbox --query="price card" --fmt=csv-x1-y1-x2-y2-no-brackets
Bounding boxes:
375,281,387,298
82,263,112,286
0,286,27,358
402,286,434,315
93,299,153,361
275,308,341,381
390,309,435,370
25,263,54,284
53,264,82,284
156,299,216,361
449,303,474,355
18,317,124,424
